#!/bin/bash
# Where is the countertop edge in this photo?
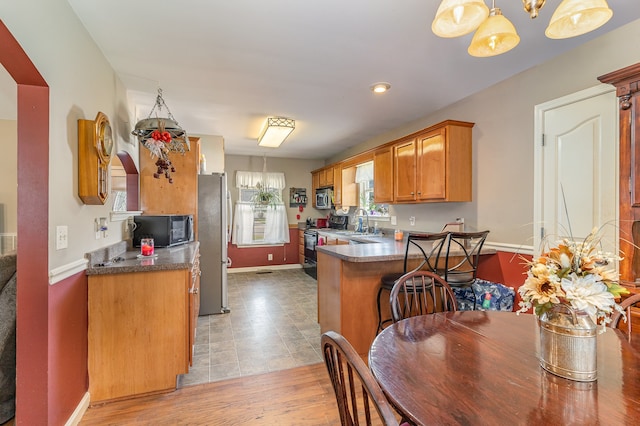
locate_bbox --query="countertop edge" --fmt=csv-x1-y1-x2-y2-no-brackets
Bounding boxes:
85,241,200,275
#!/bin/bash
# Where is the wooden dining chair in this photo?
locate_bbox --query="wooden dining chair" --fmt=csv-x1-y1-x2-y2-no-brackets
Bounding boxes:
321,331,403,426
376,231,450,333
389,271,457,323
442,230,489,288
609,293,640,340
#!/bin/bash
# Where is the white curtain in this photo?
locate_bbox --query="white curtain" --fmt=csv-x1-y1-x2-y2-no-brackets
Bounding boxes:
264,205,290,243
233,170,289,245
232,203,254,245
355,161,374,183
236,171,286,189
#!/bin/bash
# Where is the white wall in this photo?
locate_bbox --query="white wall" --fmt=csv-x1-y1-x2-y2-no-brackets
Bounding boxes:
329,19,640,247
0,0,125,270
0,119,17,235
195,134,225,173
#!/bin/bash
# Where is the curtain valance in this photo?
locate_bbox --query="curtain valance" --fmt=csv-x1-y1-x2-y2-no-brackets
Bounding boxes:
235,171,286,189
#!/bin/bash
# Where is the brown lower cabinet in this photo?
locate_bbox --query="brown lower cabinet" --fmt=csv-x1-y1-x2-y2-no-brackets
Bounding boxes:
88,257,200,404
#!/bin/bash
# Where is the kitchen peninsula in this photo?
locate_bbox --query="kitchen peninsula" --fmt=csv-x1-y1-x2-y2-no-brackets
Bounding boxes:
84,241,200,404
316,234,494,355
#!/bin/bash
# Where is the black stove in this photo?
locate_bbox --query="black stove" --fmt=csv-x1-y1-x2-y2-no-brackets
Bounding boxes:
303,214,349,279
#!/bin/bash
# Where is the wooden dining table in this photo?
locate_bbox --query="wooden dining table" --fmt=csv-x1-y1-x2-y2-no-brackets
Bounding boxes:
368,311,640,425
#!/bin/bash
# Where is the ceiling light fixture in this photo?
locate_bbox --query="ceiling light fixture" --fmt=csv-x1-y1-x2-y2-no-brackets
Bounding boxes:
432,0,613,57
370,82,391,94
257,117,295,148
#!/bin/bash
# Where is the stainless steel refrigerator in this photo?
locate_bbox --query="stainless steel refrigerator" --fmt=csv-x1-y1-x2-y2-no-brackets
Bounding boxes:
198,173,231,315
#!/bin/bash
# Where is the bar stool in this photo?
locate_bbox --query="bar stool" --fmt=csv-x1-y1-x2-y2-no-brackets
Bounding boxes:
376,231,449,334
442,230,489,288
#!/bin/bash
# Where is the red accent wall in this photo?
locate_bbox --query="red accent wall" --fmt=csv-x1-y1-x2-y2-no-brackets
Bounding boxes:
228,228,300,268
477,251,532,309
48,272,89,425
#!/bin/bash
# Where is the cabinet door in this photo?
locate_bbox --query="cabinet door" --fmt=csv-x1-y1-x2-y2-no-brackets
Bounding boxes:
140,137,200,215
325,166,334,186
394,139,417,202
333,166,342,206
417,129,446,201
341,166,358,207
298,229,305,264
312,172,320,207
374,146,394,203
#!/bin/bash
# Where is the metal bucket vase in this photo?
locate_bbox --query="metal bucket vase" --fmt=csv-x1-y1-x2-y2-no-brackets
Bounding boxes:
538,304,597,382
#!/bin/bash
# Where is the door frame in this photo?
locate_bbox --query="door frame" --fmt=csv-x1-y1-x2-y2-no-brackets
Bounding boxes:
533,84,618,255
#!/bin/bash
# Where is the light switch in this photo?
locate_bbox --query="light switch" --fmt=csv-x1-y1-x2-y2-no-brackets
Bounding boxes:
56,225,68,250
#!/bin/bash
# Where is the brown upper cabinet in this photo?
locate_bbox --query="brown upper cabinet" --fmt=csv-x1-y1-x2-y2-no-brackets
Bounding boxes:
373,145,394,204
394,121,473,203
312,119,474,206
333,166,342,207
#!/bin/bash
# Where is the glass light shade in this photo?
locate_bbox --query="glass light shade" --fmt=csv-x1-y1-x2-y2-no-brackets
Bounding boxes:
257,117,295,148
432,0,490,38
545,0,613,39
468,9,520,57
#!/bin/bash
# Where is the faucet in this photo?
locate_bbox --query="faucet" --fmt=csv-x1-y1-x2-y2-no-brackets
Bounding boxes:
354,208,370,233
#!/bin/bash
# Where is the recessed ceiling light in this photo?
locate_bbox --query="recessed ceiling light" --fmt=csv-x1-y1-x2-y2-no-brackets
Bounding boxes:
370,82,391,94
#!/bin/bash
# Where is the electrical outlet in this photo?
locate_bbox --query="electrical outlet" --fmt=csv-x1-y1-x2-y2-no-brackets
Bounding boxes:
56,225,68,250
390,216,397,226
409,216,416,226
268,253,273,261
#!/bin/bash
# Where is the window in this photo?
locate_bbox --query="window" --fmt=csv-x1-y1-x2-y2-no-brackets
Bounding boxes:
356,162,388,218
232,171,290,246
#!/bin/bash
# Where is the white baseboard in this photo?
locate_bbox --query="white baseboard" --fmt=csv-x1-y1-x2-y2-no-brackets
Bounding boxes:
229,264,302,274
65,392,90,426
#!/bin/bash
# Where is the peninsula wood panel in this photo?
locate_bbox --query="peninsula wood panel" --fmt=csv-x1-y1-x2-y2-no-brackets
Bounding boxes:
88,269,190,404
317,251,406,355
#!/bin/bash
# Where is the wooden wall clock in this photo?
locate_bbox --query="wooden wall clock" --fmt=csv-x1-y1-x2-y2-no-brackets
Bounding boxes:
78,111,113,205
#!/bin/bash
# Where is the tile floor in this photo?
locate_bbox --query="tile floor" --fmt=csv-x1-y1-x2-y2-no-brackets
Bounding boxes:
178,268,321,387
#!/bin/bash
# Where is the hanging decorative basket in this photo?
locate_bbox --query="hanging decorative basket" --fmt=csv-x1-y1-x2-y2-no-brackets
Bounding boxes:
131,88,190,183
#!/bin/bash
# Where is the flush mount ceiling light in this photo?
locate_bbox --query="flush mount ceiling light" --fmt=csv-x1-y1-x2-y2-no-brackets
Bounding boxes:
370,82,391,94
257,117,295,148
432,0,613,57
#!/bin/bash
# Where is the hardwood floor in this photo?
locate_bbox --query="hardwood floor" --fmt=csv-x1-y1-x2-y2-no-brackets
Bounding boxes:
80,363,341,425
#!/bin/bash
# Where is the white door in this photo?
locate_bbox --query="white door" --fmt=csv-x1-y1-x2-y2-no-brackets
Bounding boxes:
533,85,618,256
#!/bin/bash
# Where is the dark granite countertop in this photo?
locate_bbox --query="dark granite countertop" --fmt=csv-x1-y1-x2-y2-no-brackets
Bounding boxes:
85,241,200,275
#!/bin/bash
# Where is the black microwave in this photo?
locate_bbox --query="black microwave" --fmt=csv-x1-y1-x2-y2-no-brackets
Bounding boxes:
133,215,194,248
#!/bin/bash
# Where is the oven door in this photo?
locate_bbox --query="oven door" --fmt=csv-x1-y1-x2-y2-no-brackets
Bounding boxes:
303,230,318,279
304,230,317,262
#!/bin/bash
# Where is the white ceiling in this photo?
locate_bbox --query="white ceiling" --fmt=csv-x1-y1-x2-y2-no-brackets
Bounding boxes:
7,1,640,160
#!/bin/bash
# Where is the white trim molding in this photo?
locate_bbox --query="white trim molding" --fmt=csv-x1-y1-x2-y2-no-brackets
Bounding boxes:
49,258,88,285
65,392,90,426
228,264,302,274
484,241,534,257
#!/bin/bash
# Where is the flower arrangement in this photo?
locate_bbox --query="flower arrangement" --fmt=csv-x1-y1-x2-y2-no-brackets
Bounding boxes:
517,227,629,326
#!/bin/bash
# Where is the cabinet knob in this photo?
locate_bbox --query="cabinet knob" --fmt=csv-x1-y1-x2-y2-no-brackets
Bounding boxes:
410,192,414,195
